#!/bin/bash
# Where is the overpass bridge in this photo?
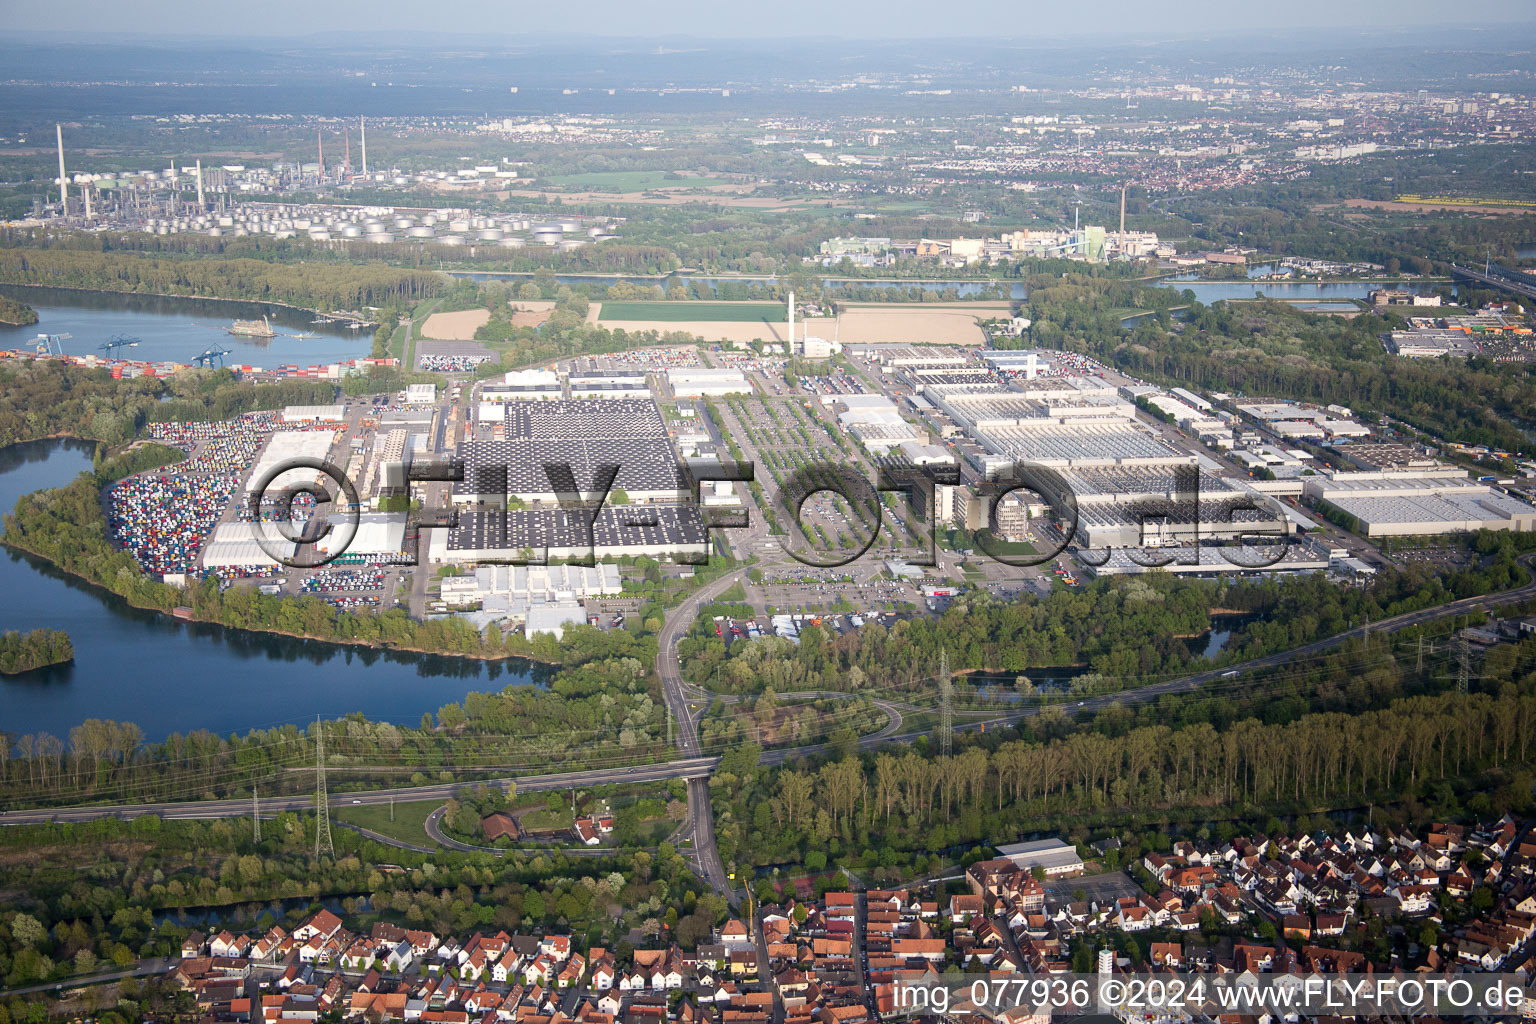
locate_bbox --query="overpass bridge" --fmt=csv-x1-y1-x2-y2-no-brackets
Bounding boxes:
1450,262,1536,303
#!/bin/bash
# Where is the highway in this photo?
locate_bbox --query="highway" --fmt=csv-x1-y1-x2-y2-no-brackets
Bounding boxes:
0,758,715,827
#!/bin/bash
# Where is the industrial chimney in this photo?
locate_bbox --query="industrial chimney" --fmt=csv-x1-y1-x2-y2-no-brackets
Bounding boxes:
787,289,795,352
55,124,67,214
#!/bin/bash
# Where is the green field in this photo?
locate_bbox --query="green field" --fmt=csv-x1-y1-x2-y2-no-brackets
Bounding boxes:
334,799,441,848
548,171,728,191
598,301,786,323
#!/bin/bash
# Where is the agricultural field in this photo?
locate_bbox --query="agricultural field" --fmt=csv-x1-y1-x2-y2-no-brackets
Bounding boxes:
597,301,786,323
545,170,730,191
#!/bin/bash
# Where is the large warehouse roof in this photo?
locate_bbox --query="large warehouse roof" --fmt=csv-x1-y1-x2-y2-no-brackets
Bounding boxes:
202,523,295,569
456,399,685,501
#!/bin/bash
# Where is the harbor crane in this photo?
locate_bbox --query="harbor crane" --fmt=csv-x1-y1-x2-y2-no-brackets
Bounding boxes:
31,332,72,356
99,334,140,357
192,344,233,367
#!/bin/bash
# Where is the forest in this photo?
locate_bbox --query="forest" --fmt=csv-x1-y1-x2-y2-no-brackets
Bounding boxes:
710,626,1536,886
0,294,36,326
0,360,338,449
678,561,1526,701
0,629,72,675
0,249,442,312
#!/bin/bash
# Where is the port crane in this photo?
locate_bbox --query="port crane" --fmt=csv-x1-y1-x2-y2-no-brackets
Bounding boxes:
31,332,72,356
192,344,233,367
99,334,140,357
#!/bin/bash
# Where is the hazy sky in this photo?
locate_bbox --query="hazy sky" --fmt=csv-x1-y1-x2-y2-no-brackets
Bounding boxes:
5,0,1534,39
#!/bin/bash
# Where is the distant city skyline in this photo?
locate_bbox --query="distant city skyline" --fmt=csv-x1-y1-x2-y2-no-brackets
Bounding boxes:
3,0,1535,40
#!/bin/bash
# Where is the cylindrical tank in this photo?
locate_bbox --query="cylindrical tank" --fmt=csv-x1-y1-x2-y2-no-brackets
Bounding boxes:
498,237,526,248
340,225,362,238
533,228,561,245
308,230,332,241
407,226,435,238
366,232,394,244
437,235,464,246
477,228,504,240
557,219,580,233
448,219,471,232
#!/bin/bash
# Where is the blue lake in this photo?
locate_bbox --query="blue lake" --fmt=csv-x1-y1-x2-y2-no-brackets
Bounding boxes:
0,439,546,743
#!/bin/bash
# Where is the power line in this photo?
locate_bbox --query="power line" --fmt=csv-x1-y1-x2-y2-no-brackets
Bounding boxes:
1457,634,1471,694
314,717,333,858
938,648,953,758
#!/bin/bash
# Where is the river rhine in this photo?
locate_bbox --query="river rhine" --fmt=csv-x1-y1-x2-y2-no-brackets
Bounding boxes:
0,285,375,368
0,448,546,744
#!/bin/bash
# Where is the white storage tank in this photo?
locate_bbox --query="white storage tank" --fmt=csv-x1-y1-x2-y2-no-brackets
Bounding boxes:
366,232,394,244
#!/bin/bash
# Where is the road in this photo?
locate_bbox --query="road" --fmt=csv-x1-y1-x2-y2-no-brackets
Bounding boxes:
0,957,174,997
654,569,746,903
422,806,614,857
0,758,715,827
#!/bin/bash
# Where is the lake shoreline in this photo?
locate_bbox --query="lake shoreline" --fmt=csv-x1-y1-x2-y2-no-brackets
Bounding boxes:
0,534,558,671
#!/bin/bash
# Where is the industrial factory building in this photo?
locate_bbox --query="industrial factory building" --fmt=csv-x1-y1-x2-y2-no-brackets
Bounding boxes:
434,505,709,563
568,373,651,399
665,367,751,397
1304,470,1536,537
454,399,686,505
201,523,295,570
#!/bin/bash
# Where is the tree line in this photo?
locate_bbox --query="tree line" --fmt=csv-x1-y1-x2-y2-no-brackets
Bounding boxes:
0,629,72,675
711,634,1536,882
0,249,443,312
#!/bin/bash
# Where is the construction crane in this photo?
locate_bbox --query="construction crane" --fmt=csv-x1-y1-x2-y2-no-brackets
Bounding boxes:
192,344,233,367
99,334,140,357
31,332,72,356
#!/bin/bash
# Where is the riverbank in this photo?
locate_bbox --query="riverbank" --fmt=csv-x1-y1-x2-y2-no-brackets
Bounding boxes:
1,532,556,668
0,281,365,324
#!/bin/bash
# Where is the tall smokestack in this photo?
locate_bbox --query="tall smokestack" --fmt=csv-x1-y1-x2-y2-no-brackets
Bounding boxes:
787,289,794,351
360,117,367,177
56,124,67,214
83,184,92,219
1119,185,1126,242
317,131,323,183
196,159,205,208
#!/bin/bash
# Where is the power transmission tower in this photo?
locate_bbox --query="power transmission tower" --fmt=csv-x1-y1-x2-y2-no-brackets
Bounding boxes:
938,648,953,758
314,716,333,858
1456,634,1471,694
252,783,261,844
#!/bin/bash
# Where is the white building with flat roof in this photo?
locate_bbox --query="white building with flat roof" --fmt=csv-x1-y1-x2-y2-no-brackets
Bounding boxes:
995,838,1084,877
